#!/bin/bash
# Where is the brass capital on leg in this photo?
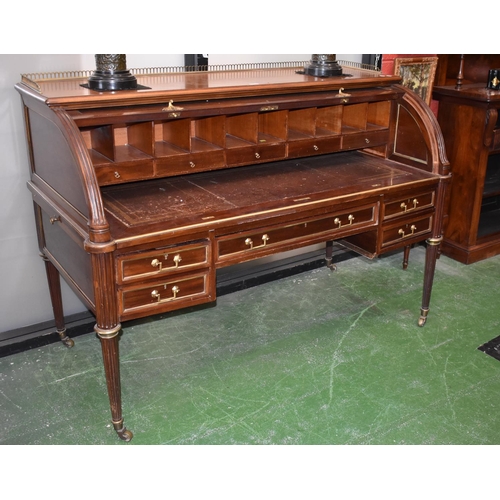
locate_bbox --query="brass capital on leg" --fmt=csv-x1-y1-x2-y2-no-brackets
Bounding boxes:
94,324,122,340
426,236,443,246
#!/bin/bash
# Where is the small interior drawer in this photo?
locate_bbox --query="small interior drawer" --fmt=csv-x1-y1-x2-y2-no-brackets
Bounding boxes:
341,129,389,151
287,136,342,159
155,150,225,176
95,160,155,186
117,242,210,283
225,143,287,167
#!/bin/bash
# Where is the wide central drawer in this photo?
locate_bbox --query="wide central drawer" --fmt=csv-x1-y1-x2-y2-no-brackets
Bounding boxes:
216,203,378,263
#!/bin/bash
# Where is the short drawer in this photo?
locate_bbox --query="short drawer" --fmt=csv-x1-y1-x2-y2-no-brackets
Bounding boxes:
381,213,433,249
117,242,210,284
384,191,434,219
287,136,342,159
341,129,389,151
95,159,155,185
155,149,225,176
217,204,377,262
119,272,212,318
225,143,287,166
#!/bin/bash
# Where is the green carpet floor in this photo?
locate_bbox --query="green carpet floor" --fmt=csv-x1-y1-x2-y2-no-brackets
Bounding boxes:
2,245,500,446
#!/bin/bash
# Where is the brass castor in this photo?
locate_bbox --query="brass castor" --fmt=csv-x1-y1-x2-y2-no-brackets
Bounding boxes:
113,419,133,441
58,329,75,348
325,258,337,272
418,308,429,327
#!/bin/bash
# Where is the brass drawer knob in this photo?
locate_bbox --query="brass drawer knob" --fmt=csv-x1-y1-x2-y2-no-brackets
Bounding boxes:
173,254,182,267
151,258,162,271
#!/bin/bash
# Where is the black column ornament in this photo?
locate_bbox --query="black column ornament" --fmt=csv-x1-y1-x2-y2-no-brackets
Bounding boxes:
87,54,138,91
303,54,342,77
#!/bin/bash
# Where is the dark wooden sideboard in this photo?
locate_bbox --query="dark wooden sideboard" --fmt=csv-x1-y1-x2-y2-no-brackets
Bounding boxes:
433,84,500,263
16,63,449,441
432,55,500,263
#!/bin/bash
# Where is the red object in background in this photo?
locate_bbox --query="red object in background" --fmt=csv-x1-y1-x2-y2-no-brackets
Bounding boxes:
382,54,439,116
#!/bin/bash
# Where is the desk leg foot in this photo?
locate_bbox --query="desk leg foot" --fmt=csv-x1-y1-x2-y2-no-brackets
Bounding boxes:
57,328,75,348
325,241,337,271
418,308,429,327
113,419,133,441
325,258,337,271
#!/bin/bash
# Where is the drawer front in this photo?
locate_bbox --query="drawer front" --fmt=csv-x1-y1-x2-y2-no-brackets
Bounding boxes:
225,143,287,166
119,273,211,317
117,242,210,284
384,191,434,219
341,129,389,151
217,204,377,261
287,136,342,159
95,160,154,185
155,150,225,176
381,213,433,249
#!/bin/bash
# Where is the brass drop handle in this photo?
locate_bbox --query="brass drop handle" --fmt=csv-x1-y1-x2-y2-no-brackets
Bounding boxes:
313,145,319,151
114,171,121,179
189,162,196,168
245,234,270,250
365,138,370,144
400,199,419,213
334,214,354,228
398,225,417,238
255,153,261,159
151,285,180,303
151,254,182,272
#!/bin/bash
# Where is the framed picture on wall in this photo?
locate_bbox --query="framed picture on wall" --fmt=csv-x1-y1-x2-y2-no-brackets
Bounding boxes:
393,57,438,105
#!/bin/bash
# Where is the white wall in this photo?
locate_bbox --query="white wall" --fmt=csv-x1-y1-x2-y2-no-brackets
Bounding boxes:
0,54,361,334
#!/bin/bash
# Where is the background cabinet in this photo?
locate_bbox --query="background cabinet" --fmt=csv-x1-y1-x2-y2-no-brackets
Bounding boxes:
433,55,500,263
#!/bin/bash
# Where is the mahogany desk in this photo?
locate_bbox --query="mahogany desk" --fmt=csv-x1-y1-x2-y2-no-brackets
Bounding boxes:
16,64,450,441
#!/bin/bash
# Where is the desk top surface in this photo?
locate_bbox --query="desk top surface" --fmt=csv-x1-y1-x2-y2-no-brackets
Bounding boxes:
103,152,439,244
